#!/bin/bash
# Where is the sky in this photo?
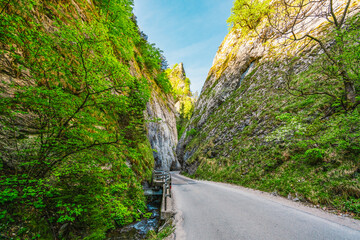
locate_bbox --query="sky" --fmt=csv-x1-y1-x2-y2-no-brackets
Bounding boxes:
133,0,234,93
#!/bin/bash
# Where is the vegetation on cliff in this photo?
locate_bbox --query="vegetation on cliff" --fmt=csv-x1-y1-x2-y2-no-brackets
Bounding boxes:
165,63,195,138
182,0,360,218
0,0,170,238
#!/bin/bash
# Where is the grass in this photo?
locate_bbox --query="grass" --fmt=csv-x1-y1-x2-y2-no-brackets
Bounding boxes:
146,223,174,240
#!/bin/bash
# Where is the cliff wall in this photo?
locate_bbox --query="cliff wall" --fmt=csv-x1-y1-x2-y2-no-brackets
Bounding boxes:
0,0,177,238
178,1,360,216
145,90,179,171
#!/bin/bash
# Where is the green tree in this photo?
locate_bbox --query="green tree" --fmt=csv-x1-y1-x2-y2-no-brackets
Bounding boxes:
0,0,159,238
269,0,358,109
227,0,272,32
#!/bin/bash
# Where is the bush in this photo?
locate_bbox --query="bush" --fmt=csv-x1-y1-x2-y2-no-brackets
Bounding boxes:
304,148,325,165
186,128,198,137
227,0,272,32
155,72,172,93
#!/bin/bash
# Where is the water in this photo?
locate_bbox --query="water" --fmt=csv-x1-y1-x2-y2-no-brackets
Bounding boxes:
107,196,162,240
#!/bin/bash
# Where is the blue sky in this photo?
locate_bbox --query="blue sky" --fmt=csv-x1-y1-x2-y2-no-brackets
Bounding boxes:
133,0,234,93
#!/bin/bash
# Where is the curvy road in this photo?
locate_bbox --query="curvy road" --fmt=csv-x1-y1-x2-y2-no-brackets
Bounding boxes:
171,172,360,240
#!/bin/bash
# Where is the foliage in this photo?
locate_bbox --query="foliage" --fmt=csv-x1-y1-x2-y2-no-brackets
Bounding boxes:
135,31,171,92
146,223,174,240
283,12,360,111
155,72,172,94
180,98,195,120
186,129,198,137
227,0,272,32
165,64,195,138
0,0,162,238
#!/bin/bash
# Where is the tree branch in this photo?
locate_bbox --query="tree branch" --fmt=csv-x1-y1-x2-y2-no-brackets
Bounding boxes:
305,34,337,64
329,0,339,27
339,0,351,27
39,135,120,177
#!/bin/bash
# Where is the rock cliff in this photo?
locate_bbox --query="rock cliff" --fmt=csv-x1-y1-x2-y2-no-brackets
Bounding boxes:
145,89,179,171
166,63,195,142
178,0,360,170
0,0,178,238
177,0,360,216
166,63,193,114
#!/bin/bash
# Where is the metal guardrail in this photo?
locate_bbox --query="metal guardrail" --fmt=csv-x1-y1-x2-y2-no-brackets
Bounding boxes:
153,170,171,183
152,170,172,211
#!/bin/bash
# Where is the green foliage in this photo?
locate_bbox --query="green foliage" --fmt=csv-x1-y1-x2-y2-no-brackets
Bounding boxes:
138,41,163,70
135,32,170,92
343,198,360,215
186,128,198,137
304,148,325,165
165,64,195,138
165,64,192,101
146,223,174,240
0,0,162,238
155,72,172,93
227,0,272,32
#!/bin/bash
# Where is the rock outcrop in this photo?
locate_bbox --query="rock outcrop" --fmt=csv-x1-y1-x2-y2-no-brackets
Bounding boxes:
146,90,180,171
177,0,360,172
176,28,266,171
166,63,193,114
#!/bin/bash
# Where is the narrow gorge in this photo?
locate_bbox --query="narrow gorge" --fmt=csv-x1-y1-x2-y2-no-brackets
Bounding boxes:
1,0,360,239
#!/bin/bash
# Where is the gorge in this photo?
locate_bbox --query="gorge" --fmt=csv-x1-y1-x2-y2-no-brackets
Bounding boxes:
1,0,360,239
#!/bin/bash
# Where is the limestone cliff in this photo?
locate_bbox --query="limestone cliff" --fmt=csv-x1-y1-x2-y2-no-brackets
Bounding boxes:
166,63,195,142
166,63,193,114
145,90,179,171
128,55,178,171
177,29,265,169
178,0,360,169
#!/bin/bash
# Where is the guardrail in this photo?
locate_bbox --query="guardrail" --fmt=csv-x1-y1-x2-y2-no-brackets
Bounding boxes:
152,170,172,212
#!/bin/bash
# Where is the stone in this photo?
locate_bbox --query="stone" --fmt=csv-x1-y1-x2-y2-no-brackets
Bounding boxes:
145,90,178,171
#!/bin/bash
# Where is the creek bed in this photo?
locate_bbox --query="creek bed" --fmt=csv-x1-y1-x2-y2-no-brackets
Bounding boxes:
107,195,162,239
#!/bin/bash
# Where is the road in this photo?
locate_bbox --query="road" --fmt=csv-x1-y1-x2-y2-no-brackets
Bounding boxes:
171,172,360,240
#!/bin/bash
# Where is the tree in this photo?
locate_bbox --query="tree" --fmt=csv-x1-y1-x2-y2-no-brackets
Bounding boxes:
266,0,359,109
229,0,359,110
0,0,155,238
227,0,272,32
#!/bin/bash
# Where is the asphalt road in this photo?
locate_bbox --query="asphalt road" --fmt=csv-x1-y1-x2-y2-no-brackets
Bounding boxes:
171,172,360,240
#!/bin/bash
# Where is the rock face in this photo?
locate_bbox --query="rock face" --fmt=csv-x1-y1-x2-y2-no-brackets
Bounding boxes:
166,63,195,116
176,29,266,171
177,1,360,173
167,63,192,114
146,90,180,171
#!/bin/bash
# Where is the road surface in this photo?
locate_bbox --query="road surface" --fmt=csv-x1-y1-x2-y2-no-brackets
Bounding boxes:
171,172,360,240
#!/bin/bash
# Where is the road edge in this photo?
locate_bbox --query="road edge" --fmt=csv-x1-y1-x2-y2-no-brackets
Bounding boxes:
174,172,360,232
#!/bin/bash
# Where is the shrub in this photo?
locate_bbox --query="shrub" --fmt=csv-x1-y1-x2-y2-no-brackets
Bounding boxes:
186,128,198,137
304,148,325,165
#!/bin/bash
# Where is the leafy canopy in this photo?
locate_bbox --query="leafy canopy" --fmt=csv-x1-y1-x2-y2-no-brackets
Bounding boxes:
0,0,164,238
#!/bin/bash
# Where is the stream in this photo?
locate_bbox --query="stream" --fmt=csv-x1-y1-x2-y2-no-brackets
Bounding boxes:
107,196,162,239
